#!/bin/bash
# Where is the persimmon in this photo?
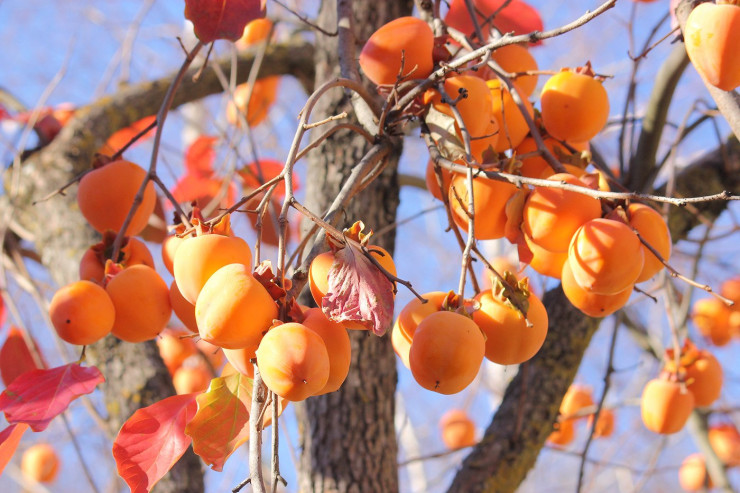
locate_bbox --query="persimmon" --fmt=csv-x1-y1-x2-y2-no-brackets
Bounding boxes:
439,409,477,449
425,160,457,201
540,69,609,142
486,79,534,152
226,77,280,127
490,44,539,96
106,265,172,343
237,18,272,48
560,385,594,420
472,281,548,365
256,322,330,401
665,342,723,408
77,159,157,236
391,321,413,370
359,16,434,86
302,308,351,395
679,453,712,492
691,298,733,346
448,173,517,240
628,203,671,283
569,218,645,295
429,75,495,141
515,136,574,178
49,280,115,345
720,277,740,306
222,345,258,378
173,233,252,305
444,0,543,42
587,408,615,438
684,2,740,91
195,263,277,349
708,423,740,466
195,338,225,371
169,281,198,333
156,330,198,375
79,235,154,283
523,232,569,279
409,311,485,394
397,291,448,341
21,443,59,483
172,364,211,395
561,258,633,318
547,419,575,447
161,233,185,275
641,377,695,434
522,173,602,254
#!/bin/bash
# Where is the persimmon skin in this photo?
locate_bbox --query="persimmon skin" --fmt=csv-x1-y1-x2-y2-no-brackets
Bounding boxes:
547,419,575,447
106,265,172,343
222,345,258,378
172,365,211,395
708,424,740,466
161,234,186,276
430,75,495,140
560,385,594,420
21,443,59,483
77,159,156,236
641,378,695,434
692,298,733,346
486,79,534,152
169,281,198,333
628,203,671,283
256,322,330,401
524,232,569,279
237,18,272,48
173,233,253,305
472,289,548,365
397,291,448,341
157,330,198,375
561,258,632,318
425,160,456,201
684,350,723,408
448,174,517,240
226,77,280,127
679,453,712,492
359,16,434,86
491,44,538,96
684,3,740,92
195,264,277,349
391,320,413,370
302,308,352,395
439,409,477,450
49,280,115,346
409,311,485,395
79,236,154,283
587,408,615,438
515,136,570,178
540,71,609,142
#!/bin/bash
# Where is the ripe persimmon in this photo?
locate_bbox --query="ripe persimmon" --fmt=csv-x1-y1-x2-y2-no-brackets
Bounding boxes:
560,385,594,420
490,44,539,96
409,311,485,395
515,136,571,178
172,364,211,395
641,377,695,434
302,308,351,395
708,423,740,466
106,265,172,343
425,160,457,201
359,16,434,86
665,342,723,408
429,75,495,141
691,298,733,346
161,233,186,275
486,79,534,152
77,159,157,236
49,280,115,346
79,235,154,283
524,232,569,279
226,77,280,128
684,2,740,91
173,233,252,305
222,345,258,378
396,291,448,342
256,322,330,401
439,409,477,450
391,320,413,369
679,453,712,492
561,258,633,318
540,69,609,142
21,443,59,483
587,408,615,438
547,419,575,447
627,203,671,283
195,263,277,349
157,330,198,375
569,218,645,295
448,173,517,240
169,281,198,333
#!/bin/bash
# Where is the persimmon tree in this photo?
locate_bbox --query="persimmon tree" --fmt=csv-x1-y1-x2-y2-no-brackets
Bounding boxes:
1,0,740,492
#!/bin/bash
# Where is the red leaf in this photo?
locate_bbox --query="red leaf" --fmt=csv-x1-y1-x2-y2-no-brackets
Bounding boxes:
0,423,29,476
237,158,299,198
0,363,104,431
445,0,543,44
184,0,266,43
185,135,218,177
0,327,44,387
99,115,157,155
113,393,198,493
171,173,236,211
322,243,395,336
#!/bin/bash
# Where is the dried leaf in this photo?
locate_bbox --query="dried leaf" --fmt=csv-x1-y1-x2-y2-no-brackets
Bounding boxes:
0,363,104,431
322,243,395,336
113,393,198,493
0,327,43,387
184,0,266,43
0,423,29,476
425,106,466,162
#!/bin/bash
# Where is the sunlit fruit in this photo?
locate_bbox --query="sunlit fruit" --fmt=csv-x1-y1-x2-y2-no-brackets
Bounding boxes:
679,453,712,492
561,258,633,317
106,265,172,343
448,173,517,240
683,350,723,408
256,322,330,401
628,203,671,283
425,160,457,201
49,280,115,345
429,75,495,141
157,330,198,375
169,281,198,333
547,419,575,447
490,44,539,96
409,311,485,394
77,159,157,236
302,308,351,395
708,423,740,466
444,0,543,42
392,291,448,369
172,364,211,395
524,232,569,279
79,235,154,283
691,297,733,346
541,69,609,142
391,321,413,369
560,385,594,420
359,16,434,86
684,2,740,91
21,443,59,483
641,377,695,434
222,345,258,378
226,77,280,127
162,233,186,276
587,408,615,438
486,79,534,152
439,409,477,449
195,263,277,349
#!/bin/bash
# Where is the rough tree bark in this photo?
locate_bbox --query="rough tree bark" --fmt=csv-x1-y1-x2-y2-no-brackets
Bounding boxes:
294,1,411,492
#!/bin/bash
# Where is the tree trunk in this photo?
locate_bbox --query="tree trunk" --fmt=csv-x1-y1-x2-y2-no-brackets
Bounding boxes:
295,1,411,491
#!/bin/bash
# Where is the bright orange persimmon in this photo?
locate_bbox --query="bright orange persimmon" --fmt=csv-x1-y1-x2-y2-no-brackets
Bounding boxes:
664,341,723,408
256,322,330,401
540,69,609,142
524,232,569,279
720,277,740,306
425,160,457,201
162,233,186,275
448,174,517,240
439,409,477,450
515,136,576,178
106,265,172,343
486,79,534,152
679,453,712,492
359,16,434,86
430,75,496,140
569,218,645,295
641,377,695,434
491,44,539,96
684,2,740,91
157,330,198,375
222,345,258,378
172,364,211,395
561,258,632,317
709,423,740,466
173,233,252,305
522,173,602,254
49,280,115,346
169,281,198,333
195,263,277,349
691,298,733,346
226,77,280,128
79,235,154,283
547,419,575,447
21,443,59,484
77,159,157,236
409,311,485,395
587,408,615,438
302,308,351,395
560,385,594,420
628,203,671,283
392,292,448,369
391,321,413,370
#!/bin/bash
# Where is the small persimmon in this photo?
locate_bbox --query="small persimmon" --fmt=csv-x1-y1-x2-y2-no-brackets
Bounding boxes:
79,235,154,283
641,377,695,434
547,419,575,447
691,298,733,346
172,364,211,395
226,77,280,128
587,408,615,438
157,330,198,375
708,423,740,466
439,409,477,450
21,443,59,484
560,385,594,420
49,280,115,345
679,453,712,492
540,69,609,142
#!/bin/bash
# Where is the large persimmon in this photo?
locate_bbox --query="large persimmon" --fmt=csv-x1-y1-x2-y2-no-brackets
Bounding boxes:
561,258,633,318
684,2,740,91
302,308,351,395
439,409,477,450
541,69,609,142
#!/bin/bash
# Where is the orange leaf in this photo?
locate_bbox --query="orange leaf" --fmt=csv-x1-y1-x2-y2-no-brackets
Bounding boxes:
171,173,236,211
184,0,266,43
0,423,29,476
185,135,218,178
99,115,156,156
237,158,299,198
0,327,43,387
